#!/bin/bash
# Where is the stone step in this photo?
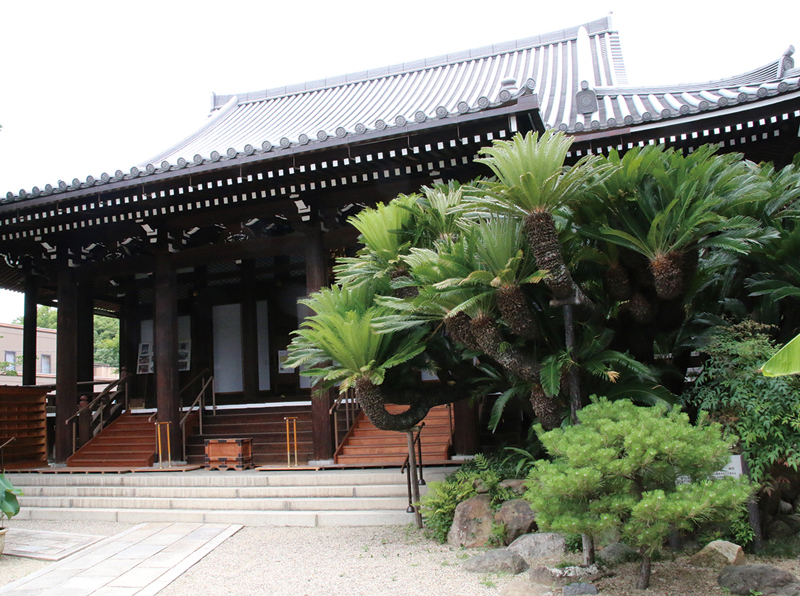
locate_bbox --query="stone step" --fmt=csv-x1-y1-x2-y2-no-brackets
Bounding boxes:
19,495,411,511
17,483,410,499
5,468,455,527
6,469,452,487
12,507,416,526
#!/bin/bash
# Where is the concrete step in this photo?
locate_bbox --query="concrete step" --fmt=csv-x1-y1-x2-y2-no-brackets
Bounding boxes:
5,468,455,527
18,483,410,499
20,495,410,511
12,507,416,526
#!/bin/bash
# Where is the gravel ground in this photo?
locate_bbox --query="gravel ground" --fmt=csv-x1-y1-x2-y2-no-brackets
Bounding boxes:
0,520,513,596
5,520,800,595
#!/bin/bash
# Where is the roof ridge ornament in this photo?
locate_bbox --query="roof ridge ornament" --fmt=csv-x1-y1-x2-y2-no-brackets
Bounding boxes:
576,80,598,116
779,46,795,77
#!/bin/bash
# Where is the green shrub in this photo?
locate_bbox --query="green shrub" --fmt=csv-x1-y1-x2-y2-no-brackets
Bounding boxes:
525,397,753,589
419,453,517,543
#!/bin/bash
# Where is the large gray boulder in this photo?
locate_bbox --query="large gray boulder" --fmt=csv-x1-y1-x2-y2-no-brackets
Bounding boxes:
447,494,493,548
718,564,800,595
463,550,528,574
508,532,566,562
688,540,745,568
494,499,537,545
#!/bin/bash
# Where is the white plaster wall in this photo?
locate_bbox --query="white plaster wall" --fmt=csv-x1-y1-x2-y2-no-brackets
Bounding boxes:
212,304,243,393
257,300,270,391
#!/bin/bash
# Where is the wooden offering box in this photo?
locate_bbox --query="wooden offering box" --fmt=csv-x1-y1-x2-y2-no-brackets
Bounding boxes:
204,438,253,471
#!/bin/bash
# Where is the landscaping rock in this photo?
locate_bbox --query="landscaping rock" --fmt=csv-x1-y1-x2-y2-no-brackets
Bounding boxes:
447,494,493,548
494,499,537,545
528,564,601,588
563,583,599,596
463,550,528,574
768,518,797,540
508,532,566,562
688,540,745,568
718,564,800,595
473,478,489,494
499,479,528,495
781,500,795,515
499,576,552,596
597,542,638,565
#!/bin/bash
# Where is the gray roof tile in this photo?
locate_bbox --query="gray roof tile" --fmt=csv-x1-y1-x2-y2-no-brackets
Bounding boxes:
3,16,798,205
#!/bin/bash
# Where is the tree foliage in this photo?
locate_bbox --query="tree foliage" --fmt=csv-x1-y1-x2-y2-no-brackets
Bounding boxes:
691,321,800,484
526,397,753,589
287,132,800,437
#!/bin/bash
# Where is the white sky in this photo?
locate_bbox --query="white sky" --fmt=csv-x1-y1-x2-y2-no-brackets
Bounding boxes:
0,0,798,322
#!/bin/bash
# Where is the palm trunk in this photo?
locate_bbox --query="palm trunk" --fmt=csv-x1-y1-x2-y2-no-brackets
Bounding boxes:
470,314,540,382
353,377,432,431
497,285,539,340
650,252,684,300
444,311,480,350
530,383,562,431
525,211,575,299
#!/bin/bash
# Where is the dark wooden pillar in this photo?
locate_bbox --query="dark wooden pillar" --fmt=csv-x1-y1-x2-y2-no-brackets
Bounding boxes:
55,267,79,463
305,225,334,462
76,279,95,386
121,284,140,401
240,260,259,402
154,254,181,461
22,276,38,386
452,399,480,456
190,266,213,376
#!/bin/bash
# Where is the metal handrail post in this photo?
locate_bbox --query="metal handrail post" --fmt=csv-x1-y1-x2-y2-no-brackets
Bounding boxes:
406,428,422,528
416,429,425,486
156,421,163,469
284,417,298,467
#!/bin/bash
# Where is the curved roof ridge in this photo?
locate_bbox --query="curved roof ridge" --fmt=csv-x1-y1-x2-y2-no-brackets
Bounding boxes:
212,16,618,110
601,59,781,94
141,95,240,167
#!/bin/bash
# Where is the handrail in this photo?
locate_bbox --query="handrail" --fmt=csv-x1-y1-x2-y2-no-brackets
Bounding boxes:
65,370,130,456
400,423,425,529
179,368,210,397
179,375,214,461
65,371,128,426
402,423,425,516
330,388,360,452
0,437,16,473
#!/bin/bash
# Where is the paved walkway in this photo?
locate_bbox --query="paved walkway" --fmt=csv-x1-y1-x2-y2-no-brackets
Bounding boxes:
0,523,241,596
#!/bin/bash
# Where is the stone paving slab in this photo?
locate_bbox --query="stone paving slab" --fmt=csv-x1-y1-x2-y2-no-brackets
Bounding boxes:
4,530,105,561
0,523,242,596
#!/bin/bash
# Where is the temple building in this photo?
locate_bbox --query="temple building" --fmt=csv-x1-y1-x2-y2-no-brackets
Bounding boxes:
1,16,798,467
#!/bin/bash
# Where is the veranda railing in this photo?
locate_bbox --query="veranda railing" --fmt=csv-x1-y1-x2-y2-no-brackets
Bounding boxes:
64,368,130,455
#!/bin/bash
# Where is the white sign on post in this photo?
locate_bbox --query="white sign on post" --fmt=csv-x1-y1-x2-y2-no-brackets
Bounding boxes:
676,455,743,485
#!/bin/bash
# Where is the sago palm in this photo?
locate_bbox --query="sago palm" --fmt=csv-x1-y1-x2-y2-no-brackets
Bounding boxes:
472,130,611,299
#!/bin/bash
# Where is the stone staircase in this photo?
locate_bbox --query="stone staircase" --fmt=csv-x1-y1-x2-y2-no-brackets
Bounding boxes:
335,405,453,465
7,468,454,526
185,405,313,467
67,412,157,468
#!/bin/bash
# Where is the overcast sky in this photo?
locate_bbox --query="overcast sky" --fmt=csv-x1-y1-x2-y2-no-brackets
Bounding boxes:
0,0,798,322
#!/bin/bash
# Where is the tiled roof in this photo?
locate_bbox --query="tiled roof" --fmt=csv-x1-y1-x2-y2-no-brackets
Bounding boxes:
2,18,798,206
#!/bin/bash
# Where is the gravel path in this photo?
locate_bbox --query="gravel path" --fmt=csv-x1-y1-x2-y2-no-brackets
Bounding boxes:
0,520,512,596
